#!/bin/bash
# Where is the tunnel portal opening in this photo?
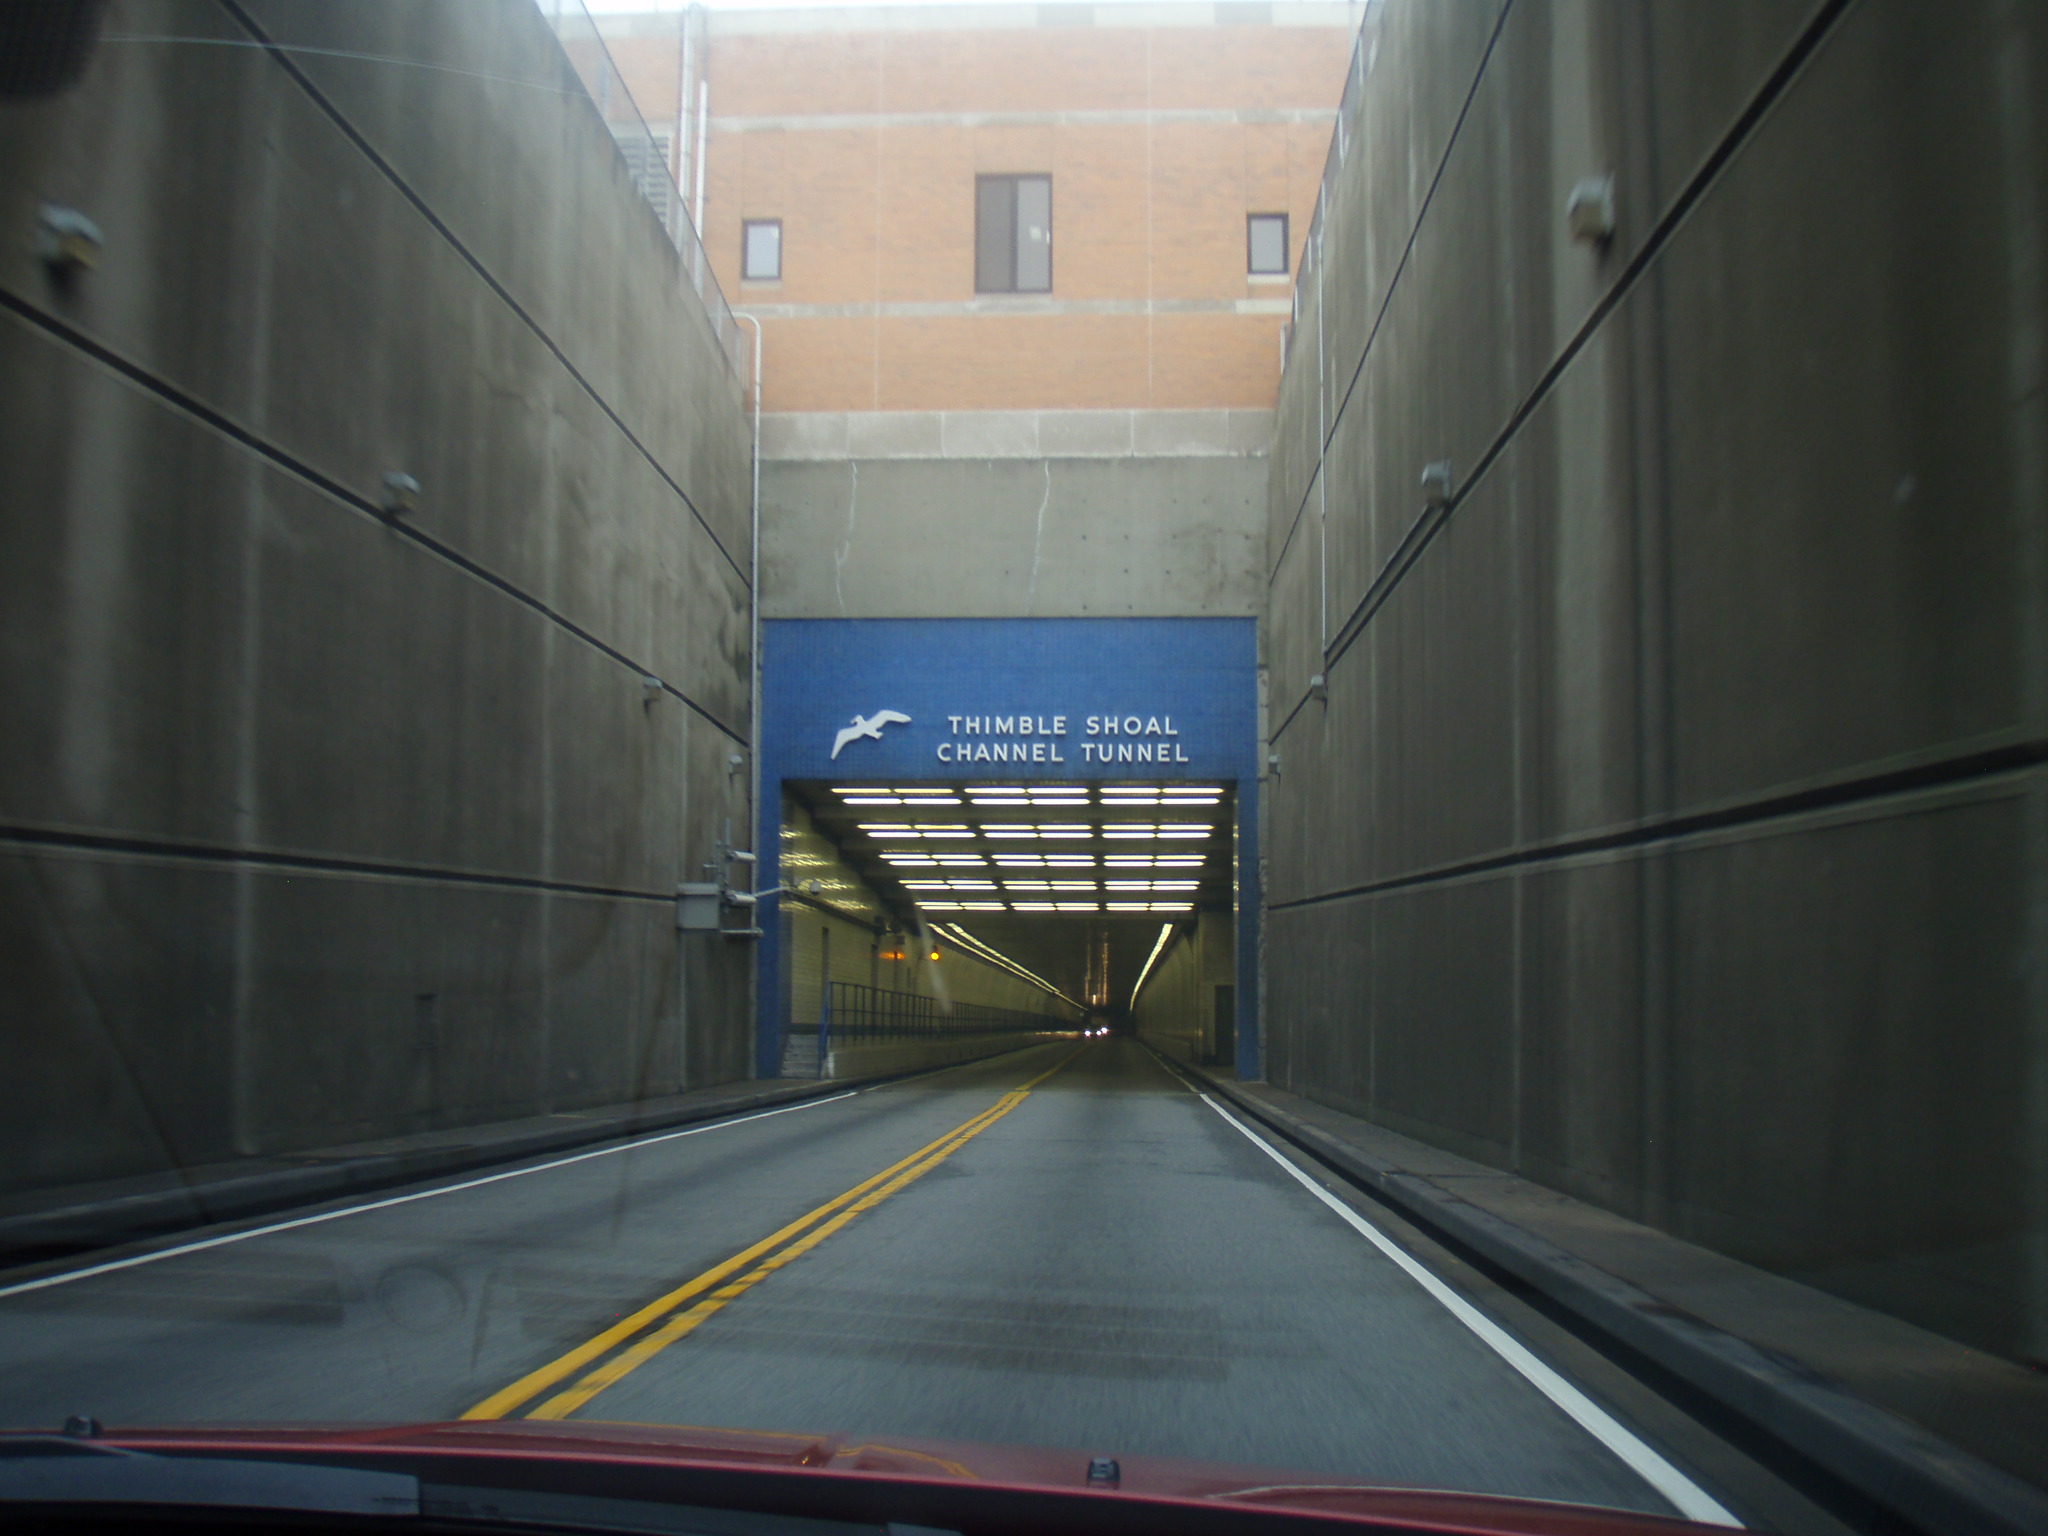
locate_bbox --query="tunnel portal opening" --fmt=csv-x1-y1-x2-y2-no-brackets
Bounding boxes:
771,779,1239,1078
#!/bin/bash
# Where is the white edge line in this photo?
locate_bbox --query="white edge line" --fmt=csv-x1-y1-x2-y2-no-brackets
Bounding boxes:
0,1091,859,1301
1194,1091,1742,1529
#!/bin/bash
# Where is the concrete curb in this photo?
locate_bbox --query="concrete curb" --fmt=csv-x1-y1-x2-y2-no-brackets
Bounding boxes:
1181,1063,2048,1536
0,1041,1045,1270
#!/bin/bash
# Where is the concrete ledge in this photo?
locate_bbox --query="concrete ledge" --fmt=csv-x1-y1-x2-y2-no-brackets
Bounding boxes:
1179,1062,2048,1536
0,1049,1038,1271
759,408,1274,461
821,1031,1057,1080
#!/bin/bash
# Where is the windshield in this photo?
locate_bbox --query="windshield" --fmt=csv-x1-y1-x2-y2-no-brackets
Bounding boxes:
3,3,2045,1535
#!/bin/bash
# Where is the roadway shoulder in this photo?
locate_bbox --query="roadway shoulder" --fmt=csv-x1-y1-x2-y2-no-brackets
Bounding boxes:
1177,1061,2048,1536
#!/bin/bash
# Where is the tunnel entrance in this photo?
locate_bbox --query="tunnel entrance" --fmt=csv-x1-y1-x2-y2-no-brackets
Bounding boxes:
772,779,1239,1075
756,617,1261,1081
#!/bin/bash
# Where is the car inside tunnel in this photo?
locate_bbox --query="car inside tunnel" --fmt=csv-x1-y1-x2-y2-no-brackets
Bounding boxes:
773,779,1239,1074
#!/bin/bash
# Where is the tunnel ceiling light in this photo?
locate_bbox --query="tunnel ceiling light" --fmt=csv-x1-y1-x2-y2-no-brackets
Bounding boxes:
1038,825,1090,838
841,795,903,804
1150,902,1193,912
920,901,964,910
884,856,937,866
1011,901,1056,911
932,856,987,867
858,822,913,831
970,796,1031,805
1056,901,1100,912
947,879,997,889
902,880,947,889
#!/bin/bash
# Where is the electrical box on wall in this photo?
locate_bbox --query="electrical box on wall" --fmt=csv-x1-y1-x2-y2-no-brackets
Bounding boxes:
676,882,723,931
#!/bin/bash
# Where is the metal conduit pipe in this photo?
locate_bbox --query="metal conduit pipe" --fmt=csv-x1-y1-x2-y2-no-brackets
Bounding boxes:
736,313,764,1061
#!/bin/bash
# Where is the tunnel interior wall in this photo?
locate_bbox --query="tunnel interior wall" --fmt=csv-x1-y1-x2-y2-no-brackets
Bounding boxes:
777,797,1077,1050
0,0,756,1196
1132,911,1236,1065
1263,0,2048,1361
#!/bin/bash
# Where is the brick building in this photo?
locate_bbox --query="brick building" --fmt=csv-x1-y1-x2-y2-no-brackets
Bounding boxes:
597,1,1364,450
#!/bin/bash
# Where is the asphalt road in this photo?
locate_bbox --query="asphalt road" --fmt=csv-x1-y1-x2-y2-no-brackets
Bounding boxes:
0,1040,1747,1521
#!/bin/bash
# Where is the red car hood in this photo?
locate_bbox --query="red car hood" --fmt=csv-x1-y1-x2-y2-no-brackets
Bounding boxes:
51,1419,1722,1536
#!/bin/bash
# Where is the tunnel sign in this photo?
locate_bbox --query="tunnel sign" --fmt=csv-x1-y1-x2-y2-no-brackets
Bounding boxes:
771,617,1254,783
935,714,1191,765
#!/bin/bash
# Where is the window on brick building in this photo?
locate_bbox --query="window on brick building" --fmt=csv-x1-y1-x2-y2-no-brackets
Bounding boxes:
976,175,1052,293
742,219,782,281
1248,213,1289,276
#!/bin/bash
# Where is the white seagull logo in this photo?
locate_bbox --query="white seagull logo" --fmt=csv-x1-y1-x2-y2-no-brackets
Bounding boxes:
831,709,912,760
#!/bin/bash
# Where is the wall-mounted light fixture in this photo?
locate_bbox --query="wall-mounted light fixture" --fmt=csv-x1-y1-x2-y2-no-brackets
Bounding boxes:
1309,672,1328,704
37,203,101,280
381,472,420,521
642,675,663,705
1421,460,1454,510
1566,175,1615,247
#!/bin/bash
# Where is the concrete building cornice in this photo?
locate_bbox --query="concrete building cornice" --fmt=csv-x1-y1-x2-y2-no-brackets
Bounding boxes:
710,106,1338,132
588,3,1369,39
734,296,1293,320
760,408,1274,460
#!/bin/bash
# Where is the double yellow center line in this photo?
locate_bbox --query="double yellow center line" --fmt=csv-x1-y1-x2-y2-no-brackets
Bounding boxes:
462,1048,1082,1422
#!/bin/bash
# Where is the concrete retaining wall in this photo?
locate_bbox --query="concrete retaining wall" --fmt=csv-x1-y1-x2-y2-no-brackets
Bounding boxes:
1132,912,1234,1065
0,0,755,1193
1262,0,2048,1363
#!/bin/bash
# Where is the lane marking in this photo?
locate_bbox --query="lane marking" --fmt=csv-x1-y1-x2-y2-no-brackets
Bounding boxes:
468,1049,1084,1421
1193,1092,1741,1529
0,1092,858,1301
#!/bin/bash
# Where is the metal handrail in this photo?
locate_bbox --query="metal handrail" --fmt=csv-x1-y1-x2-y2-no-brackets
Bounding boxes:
539,0,744,376
808,982,1072,1047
